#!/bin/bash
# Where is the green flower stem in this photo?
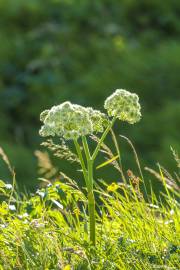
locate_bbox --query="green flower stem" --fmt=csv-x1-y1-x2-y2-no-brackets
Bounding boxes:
74,139,95,244
75,118,117,246
92,116,116,160
87,159,95,245
82,136,91,160
74,139,88,187
82,137,95,245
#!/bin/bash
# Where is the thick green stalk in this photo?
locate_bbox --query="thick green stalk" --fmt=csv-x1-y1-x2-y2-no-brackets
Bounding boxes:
74,139,88,186
74,138,95,245
82,137,96,244
87,159,95,245
75,117,116,246
82,136,91,160
82,137,96,245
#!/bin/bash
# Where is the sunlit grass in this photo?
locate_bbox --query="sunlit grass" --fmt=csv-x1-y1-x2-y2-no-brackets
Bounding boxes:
0,168,179,269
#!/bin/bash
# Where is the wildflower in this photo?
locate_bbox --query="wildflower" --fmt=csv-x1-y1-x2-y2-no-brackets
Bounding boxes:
5,184,12,189
39,102,107,140
39,124,56,137
164,220,174,225
9,205,16,211
87,107,109,133
40,109,50,122
107,182,119,192
149,204,159,209
39,102,93,140
104,89,141,124
73,208,80,216
30,219,46,228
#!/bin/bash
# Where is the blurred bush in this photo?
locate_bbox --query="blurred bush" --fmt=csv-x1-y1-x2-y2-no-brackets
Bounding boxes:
0,0,179,189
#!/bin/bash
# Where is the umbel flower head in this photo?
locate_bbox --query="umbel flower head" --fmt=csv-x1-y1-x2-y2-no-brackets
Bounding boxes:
39,102,106,140
87,108,109,133
104,89,141,124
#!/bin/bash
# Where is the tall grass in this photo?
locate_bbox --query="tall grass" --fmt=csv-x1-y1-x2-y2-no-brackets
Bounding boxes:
0,144,179,269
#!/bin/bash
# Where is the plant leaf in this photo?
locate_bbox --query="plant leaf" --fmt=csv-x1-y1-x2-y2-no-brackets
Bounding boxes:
96,155,119,170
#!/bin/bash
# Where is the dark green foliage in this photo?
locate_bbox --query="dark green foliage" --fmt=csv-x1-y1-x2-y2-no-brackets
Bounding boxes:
0,0,180,188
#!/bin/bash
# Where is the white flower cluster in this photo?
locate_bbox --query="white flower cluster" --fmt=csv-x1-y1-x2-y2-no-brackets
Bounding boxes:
87,108,109,133
39,102,106,140
104,89,141,124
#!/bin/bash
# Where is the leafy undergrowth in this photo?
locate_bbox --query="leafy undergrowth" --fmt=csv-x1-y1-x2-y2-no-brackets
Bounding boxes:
0,173,179,270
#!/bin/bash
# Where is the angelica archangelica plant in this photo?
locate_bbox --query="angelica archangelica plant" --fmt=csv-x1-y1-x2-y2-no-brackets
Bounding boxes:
104,89,141,124
39,101,93,139
39,89,141,245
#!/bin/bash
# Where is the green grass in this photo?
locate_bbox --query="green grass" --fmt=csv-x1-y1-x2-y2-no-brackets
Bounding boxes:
0,170,179,269
0,144,180,269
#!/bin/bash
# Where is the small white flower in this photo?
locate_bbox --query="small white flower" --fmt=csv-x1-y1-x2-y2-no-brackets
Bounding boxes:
39,123,56,137
5,184,13,189
9,205,16,211
40,109,50,122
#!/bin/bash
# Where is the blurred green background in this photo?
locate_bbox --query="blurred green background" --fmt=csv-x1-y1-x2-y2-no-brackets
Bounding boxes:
0,0,180,190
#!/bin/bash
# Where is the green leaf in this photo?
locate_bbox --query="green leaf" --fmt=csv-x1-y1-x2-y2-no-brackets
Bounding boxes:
96,155,119,170
0,180,5,188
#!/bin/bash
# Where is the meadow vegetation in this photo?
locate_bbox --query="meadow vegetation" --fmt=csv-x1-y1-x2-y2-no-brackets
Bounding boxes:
0,0,180,188
0,148,179,269
0,1,179,268
0,102,179,269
